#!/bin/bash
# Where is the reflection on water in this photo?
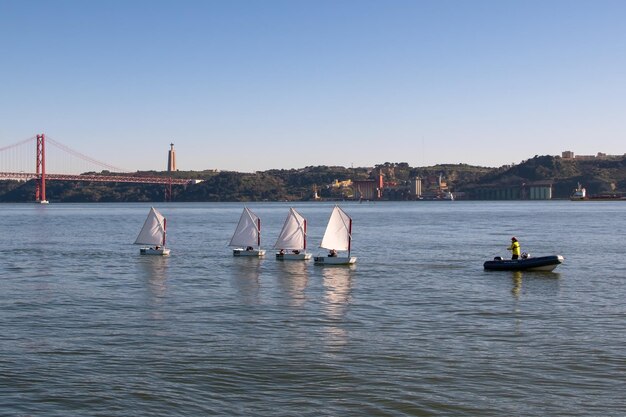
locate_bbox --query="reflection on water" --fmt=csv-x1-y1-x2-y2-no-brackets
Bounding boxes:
276,261,309,307
511,271,523,298
138,256,169,320
231,258,263,304
510,270,561,299
322,266,354,349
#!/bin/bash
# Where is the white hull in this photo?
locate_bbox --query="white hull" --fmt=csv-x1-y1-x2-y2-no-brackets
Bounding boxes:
314,256,356,265
233,248,266,257
140,247,170,256
276,252,312,261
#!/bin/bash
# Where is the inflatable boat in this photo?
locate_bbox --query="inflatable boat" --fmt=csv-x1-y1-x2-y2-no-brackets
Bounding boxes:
484,255,564,272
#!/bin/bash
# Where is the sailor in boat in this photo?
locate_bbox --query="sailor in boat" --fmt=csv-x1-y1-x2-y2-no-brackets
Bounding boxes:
507,237,521,260
328,249,337,257
246,246,254,251
279,249,285,255
292,250,300,254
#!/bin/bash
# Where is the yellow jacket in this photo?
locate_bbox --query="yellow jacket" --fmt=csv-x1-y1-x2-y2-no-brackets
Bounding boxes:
508,241,521,256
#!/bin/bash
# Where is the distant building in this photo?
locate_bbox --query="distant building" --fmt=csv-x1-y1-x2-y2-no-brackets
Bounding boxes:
331,179,353,188
353,180,380,200
167,143,176,172
471,186,521,200
529,184,552,200
561,150,625,160
470,182,552,200
409,177,422,198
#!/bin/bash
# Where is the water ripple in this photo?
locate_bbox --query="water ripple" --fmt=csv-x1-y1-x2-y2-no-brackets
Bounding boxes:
1,202,625,416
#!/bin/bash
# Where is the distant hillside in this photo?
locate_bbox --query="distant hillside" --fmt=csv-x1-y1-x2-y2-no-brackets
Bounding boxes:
1,155,625,202
466,155,626,198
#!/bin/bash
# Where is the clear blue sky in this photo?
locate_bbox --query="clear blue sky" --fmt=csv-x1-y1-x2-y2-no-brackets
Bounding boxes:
1,0,625,172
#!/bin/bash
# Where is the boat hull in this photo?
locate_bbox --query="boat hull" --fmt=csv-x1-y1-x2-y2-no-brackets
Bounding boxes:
140,247,170,256
233,248,266,257
484,255,564,271
314,256,357,265
276,252,312,260
570,197,626,201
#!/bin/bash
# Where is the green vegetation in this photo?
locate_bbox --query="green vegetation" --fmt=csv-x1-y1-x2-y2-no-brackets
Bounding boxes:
1,155,625,202
470,155,626,197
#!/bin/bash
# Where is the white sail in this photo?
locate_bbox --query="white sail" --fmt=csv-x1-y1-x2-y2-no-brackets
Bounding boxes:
229,207,261,248
273,208,307,250
134,207,166,246
319,206,352,251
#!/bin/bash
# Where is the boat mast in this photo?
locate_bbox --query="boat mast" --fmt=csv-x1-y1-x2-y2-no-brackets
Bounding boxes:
303,219,307,251
348,218,352,257
163,218,167,247
257,218,261,248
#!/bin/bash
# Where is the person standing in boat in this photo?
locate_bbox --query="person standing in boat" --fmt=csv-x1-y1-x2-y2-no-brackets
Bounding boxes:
507,237,521,260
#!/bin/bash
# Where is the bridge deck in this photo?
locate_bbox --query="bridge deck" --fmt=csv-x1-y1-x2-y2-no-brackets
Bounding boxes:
0,172,197,185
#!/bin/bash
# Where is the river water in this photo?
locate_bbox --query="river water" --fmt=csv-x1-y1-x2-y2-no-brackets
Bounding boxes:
0,201,624,416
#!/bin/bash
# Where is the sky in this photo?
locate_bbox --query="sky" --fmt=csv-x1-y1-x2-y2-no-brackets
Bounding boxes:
1,0,625,173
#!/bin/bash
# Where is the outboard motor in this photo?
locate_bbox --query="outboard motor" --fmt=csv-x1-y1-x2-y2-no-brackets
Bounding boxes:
494,256,503,261
521,252,530,259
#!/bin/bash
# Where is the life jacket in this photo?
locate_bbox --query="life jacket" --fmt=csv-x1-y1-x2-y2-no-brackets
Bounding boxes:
508,241,521,256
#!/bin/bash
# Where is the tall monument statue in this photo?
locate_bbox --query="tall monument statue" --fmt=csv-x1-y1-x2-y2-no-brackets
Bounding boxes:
167,143,176,172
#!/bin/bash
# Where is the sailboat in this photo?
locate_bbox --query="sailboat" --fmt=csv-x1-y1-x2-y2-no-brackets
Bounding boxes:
135,207,170,256
314,205,356,265
230,207,266,257
274,208,312,260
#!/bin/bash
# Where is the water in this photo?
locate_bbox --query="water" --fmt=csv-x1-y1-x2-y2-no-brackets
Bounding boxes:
1,201,625,416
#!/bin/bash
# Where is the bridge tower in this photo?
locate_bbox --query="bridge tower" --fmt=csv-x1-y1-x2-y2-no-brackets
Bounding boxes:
35,133,48,204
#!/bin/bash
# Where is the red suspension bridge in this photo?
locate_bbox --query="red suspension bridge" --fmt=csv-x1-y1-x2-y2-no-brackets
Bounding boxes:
0,134,198,202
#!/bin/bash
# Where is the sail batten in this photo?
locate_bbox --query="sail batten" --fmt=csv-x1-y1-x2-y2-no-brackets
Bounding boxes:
319,206,352,251
230,207,262,248
273,208,307,250
134,207,167,246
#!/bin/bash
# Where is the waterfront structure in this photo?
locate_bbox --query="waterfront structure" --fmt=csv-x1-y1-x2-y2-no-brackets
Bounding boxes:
470,182,553,200
409,177,422,199
167,143,176,172
313,185,320,200
353,180,380,200
529,185,552,200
